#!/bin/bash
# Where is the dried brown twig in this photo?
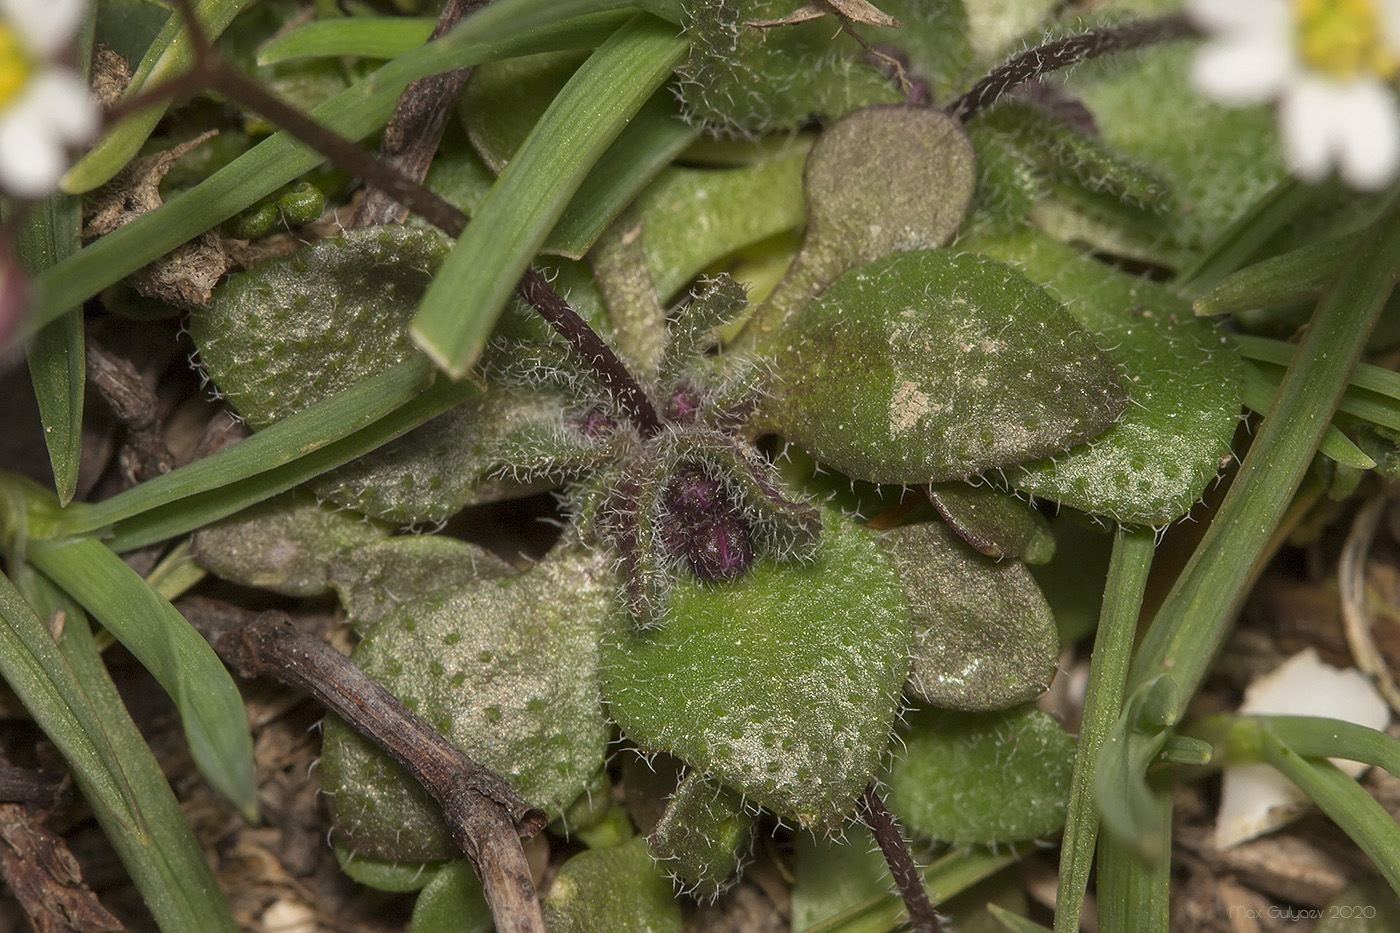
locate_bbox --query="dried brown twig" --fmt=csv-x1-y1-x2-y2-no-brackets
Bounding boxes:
215,612,548,933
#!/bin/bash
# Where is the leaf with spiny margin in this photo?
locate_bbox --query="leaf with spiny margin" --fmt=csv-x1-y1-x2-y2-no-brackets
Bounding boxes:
972,227,1244,525
601,511,910,829
927,481,1054,563
191,489,389,597
876,522,1058,710
884,704,1074,845
543,836,681,933
647,771,755,900
190,226,573,523
756,250,1126,484
319,542,612,861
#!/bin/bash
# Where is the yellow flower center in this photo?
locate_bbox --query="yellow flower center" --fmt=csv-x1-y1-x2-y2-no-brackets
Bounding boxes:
0,25,35,111
1296,0,1400,80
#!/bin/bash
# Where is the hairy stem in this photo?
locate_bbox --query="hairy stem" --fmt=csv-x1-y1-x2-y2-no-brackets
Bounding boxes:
948,15,1195,122
858,784,941,933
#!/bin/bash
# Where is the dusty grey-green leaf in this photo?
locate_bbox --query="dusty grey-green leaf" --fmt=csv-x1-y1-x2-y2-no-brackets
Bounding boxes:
320,543,612,861
885,704,1074,845
543,835,681,933
926,481,1055,563
190,226,567,522
758,250,1126,484
601,512,910,829
877,521,1058,710
973,227,1244,525
192,489,388,597
328,534,516,634
647,772,755,901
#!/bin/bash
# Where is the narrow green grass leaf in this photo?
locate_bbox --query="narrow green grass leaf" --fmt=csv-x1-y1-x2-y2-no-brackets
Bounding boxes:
409,14,688,377
28,537,257,818
1244,715,1400,776
1193,232,1360,316
369,0,681,92
990,905,1054,933
801,845,1026,933
1096,777,1172,933
57,357,432,536
102,373,476,552
23,14,627,339
1055,526,1154,933
1261,729,1400,898
1172,176,1309,296
1235,333,1400,403
63,0,258,194
545,94,698,259
11,572,238,932
17,193,85,505
256,16,435,64
1131,199,1400,710
1241,365,1377,469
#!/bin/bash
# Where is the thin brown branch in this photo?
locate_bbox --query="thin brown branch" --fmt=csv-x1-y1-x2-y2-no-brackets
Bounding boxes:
858,784,941,933
948,15,1196,122
353,0,487,226
216,612,547,933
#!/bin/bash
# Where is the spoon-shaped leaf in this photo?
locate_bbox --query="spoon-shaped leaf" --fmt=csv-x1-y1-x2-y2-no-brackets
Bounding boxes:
756,249,1126,484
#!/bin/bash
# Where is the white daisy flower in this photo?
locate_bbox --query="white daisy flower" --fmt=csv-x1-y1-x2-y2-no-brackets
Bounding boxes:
1188,0,1400,191
0,0,98,198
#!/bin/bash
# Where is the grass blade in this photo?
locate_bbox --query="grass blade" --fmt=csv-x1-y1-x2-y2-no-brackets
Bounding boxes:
22,12,629,340
1261,728,1400,898
409,13,688,376
28,536,258,819
256,16,436,64
63,0,258,194
54,357,439,538
102,372,476,552
1131,197,1400,710
17,193,86,505
8,570,238,932
1055,526,1155,933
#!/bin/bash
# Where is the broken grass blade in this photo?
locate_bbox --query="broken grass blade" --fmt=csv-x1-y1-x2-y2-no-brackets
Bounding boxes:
409,14,688,377
28,536,258,819
256,16,436,64
22,13,626,340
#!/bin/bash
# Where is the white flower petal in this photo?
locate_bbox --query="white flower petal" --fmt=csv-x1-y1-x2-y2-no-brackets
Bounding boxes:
0,108,65,197
1,0,86,56
1186,0,1288,35
1333,79,1400,189
25,69,96,142
1192,36,1292,104
1279,76,1342,182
